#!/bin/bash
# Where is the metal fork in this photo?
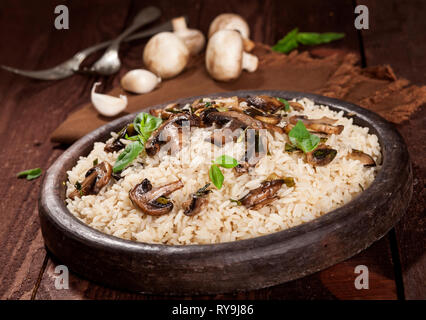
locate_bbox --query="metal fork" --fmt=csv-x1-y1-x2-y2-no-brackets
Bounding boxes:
78,6,160,76
1,10,178,80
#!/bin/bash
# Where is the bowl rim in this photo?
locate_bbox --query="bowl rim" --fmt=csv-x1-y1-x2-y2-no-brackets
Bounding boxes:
40,90,406,257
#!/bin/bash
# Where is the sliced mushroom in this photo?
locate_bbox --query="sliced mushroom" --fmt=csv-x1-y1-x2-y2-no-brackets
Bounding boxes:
305,144,337,166
145,113,202,156
289,101,304,112
347,149,376,167
69,162,112,199
289,115,344,135
204,110,260,129
129,179,184,216
183,183,212,216
233,129,267,175
246,95,284,113
104,123,137,152
238,179,285,209
233,162,250,176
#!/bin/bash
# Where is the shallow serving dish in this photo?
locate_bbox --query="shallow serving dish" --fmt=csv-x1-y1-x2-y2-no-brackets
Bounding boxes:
39,90,412,294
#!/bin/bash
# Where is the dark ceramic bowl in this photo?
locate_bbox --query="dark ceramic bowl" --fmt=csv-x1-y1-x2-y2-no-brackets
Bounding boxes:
39,90,412,294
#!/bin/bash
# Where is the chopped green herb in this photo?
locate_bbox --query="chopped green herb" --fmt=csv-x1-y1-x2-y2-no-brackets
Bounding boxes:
155,196,170,205
272,28,299,53
214,155,238,169
320,137,328,143
288,121,320,153
114,113,162,173
297,32,345,45
230,199,242,206
204,101,212,108
209,164,224,190
132,112,162,143
283,177,295,188
272,28,345,54
276,97,290,112
113,141,144,173
93,158,98,166
74,181,82,191
17,168,42,181
285,143,299,152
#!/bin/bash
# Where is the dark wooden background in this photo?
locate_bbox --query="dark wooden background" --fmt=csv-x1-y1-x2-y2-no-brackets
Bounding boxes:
0,0,424,300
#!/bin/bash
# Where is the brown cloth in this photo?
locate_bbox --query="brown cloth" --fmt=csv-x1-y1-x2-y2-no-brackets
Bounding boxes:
51,44,426,144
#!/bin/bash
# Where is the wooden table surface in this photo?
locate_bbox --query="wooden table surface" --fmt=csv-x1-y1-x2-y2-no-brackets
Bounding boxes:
0,0,424,300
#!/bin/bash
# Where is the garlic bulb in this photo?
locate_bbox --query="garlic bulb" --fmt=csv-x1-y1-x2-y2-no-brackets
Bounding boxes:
120,69,161,94
91,82,127,117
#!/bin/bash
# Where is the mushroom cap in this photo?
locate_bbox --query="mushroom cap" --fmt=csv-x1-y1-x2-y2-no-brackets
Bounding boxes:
208,13,250,39
205,30,244,82
120,69,161,94
175,28,206,55
143,32,189,79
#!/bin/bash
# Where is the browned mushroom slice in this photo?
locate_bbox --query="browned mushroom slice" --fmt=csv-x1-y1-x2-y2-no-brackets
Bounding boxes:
347,149,376,167
254,114,280,125
69,162,112,199
212,96,239,110
104,124,137,152
129,179,184,216
183,183,212,216
150,108,173,120
204,110,284,135
238,179,285,209
289,115,343,135
145,113,202,156
305,144,337,166
234,162,250,176
204,110,263,129
288,101,304,111
246,95,284,113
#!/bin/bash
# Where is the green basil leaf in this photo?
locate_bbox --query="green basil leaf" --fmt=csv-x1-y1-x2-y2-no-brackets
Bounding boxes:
113,141,144,173
276,97,290,112
288,121,320,153
133,112,162,143
272,28,345,54
214,155,238,168
272,28,299,53
17,168,42,181
209,164,224,190
297,32,345,45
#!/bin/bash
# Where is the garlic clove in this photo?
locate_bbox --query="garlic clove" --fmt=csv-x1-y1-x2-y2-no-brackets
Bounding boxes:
91,82,128,117
121,69,161,94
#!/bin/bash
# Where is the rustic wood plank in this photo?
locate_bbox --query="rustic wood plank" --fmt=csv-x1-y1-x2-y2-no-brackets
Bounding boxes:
0,0,133,299
359,0,426,299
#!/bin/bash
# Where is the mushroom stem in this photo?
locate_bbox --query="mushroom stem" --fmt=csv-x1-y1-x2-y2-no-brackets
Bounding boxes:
171,16,187,32
242,52,259,72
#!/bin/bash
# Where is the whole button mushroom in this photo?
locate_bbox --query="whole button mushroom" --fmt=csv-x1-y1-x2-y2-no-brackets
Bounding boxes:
172,16,205,55
143,32,189,79
205,30,258,82
208,13,255,52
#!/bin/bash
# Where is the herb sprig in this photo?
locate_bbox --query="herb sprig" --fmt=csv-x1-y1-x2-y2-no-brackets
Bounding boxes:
113,112,162,173
288,121,320,153
17,168,42,181
272,28,345,54
209,155,239,189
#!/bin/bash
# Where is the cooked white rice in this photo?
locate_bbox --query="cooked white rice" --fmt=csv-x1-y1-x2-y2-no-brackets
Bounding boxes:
65,98,381,245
